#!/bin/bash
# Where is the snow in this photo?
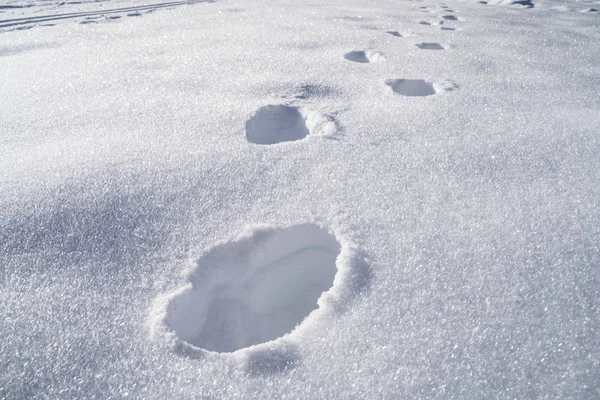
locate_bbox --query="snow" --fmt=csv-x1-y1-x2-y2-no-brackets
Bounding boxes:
1,0,599,398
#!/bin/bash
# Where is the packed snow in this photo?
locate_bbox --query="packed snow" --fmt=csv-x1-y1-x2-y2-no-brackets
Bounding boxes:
1,0,599,398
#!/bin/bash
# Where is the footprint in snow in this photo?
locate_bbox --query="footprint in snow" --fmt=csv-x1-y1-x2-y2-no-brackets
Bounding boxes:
344,50,386,63
245,104,337,145
419,20,444,25
385,79,457,97
479,0,534,8
159,224,341,354
79,15,101,24
443,15,459,20
387,30,417,37
416,42,445,50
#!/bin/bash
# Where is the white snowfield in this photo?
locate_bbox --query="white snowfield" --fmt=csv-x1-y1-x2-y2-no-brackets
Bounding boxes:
0,0,599,397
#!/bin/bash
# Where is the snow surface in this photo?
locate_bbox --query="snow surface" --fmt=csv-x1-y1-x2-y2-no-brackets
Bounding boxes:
1,0,599,398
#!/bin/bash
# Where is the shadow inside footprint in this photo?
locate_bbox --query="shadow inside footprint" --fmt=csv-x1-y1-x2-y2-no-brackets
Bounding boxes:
385,79,437,96
416,42,445,50
443,15,458,20
386,30,402,37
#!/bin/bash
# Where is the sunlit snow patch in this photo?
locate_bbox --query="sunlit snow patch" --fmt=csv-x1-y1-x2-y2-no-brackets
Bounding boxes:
160,224,341,353
245,105,337,145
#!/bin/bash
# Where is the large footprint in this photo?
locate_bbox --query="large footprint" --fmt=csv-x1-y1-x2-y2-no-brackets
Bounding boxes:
159,224,341,353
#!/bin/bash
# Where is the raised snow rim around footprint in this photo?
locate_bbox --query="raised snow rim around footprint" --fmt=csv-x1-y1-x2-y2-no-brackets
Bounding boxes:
147,223,368,358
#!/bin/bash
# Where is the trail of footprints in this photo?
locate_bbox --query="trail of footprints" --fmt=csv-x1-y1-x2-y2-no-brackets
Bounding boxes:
244,3,461,145
153,0,597,368
159,1,464,365
354,2,460,98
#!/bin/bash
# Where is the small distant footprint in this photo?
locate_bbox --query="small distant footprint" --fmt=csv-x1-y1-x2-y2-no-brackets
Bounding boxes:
344,50,385,63
419,20,444,26
386,79,436,96
127,11,142,17
385,79,457,97
416,42,445,50
443,15,459,20
440,26,456,30
479,0,534,8
79,15,101,24
387,30,417,37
